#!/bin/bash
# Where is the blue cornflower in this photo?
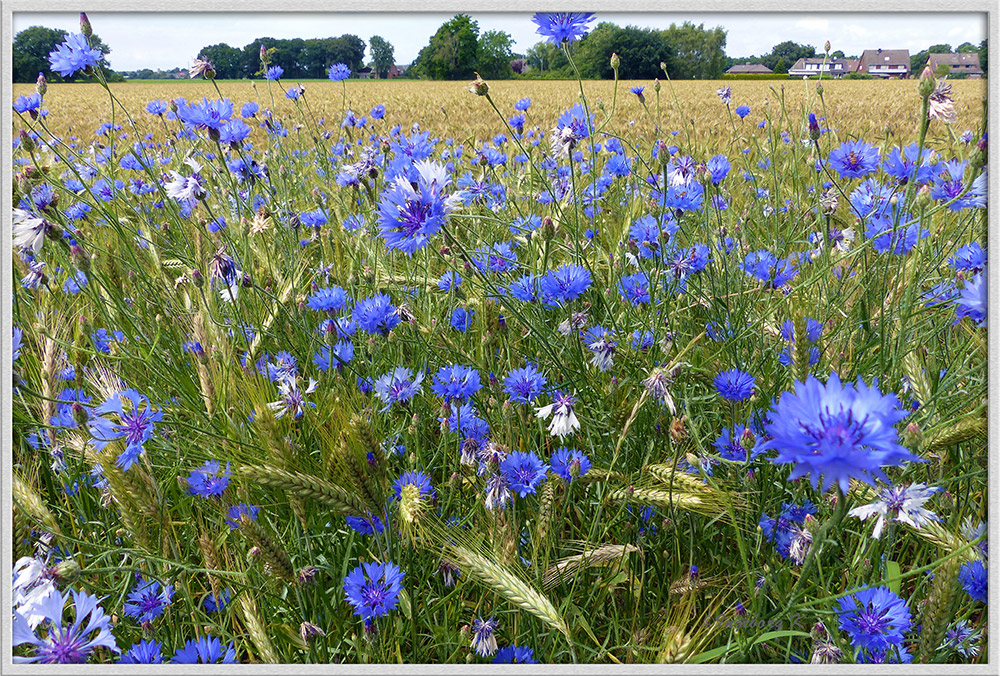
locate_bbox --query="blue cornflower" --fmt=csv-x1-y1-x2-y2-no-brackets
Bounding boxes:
838,587,911,659
515,97,531,111
438,270,462,291
119,639,164,664
371,104,386,119
328,63,351,81
185,460,232,499
313,341,354,372
930,160,983,211
343,561,404,621
285,85,303,100
604,153,632,177
539,264,592,306
500,451,549,497
373,367,423,410
742,250,799,290
706,155,731,184
171,636,238,664
507,274,539,302
714,369,756,401
175,98,233,131
759,501,816,559
948,242,986,274
431,364,482,402
954,271,987,327
760,373,918,493
202,589,230,613
632,329,655,350
532,12,596,44
218,118,251,145
13,93,42,114
393,470,435,501
550,103,593,157
48,33,102,78
619,272,651,305
225,503,259,529
828,139,880,180
881,143,936,185
13,325,23,363
123,577,175,623
713,425,760,462
241,101,259,118
353,293,400,335
307,285,348,313
472,241,519,275
346,513,386,535
630,85,645,102
88,389,163,471
145,100,167,116
959,560,987,603
376,162,458,255
503,364,547,405
493,645,538,663
449,307,473,332
12,589,120,664
265,64,284,80
735,105,750,118
91,328,124,354
550,447,591,481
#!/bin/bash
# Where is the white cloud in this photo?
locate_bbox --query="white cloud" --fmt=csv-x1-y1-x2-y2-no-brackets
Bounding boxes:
795,18,829,32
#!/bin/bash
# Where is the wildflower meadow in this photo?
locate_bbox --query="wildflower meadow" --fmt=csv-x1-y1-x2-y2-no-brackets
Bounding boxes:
9,12,991,667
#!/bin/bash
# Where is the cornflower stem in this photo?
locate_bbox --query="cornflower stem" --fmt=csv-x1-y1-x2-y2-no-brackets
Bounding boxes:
785,488,849,607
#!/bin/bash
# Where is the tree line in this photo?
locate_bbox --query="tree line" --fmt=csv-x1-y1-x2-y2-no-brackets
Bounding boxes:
11,19,988,84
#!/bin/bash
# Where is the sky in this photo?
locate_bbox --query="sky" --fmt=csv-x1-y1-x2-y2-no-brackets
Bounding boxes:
13,12,988,72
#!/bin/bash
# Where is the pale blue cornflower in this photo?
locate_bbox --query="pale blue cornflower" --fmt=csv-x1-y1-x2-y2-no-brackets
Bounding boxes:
848,483,941,538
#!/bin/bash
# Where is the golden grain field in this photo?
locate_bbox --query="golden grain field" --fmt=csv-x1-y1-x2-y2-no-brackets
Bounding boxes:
14,79,987,149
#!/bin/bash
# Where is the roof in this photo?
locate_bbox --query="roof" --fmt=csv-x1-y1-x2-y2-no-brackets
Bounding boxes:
788,57,853,72
725,64,772,74
927,52,983,73
857,49,910,71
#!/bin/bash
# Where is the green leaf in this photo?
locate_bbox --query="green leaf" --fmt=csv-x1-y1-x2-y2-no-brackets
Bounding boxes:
750,630,811,646
886,560,901,594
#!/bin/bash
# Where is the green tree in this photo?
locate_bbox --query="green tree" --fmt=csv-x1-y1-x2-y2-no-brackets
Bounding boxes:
910,44,953,74
477,29,515,79
956,41,978,53
525,40,567,73
831,50,846,59
761,41,815,72
773,57,788,74
662,22,727,79
575,23,674,80
13,25,115,82
369,35,395,79
199,43,244,79
411,14,480,80
980,38,988,76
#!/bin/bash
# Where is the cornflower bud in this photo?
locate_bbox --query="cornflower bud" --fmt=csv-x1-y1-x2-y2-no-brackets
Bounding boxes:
918,66,935,99
808,113,821,142
610,52,620,70
654,78,661,93
35,72,47,98
18,130,35,153
80,13,93,38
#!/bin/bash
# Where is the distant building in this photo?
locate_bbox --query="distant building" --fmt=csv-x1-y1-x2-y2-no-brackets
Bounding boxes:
926,52,983,78
856,49,910,78
725,64,773,74
387,64,409,79
787,57,853,78
356,67,373,80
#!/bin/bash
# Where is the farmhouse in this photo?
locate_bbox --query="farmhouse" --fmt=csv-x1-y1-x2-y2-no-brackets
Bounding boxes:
787,57,853,78
856,48,910,78
926,52,984,78
725,64,773,74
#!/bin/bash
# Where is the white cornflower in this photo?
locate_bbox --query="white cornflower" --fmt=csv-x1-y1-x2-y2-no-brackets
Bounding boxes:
12,556,56,629
164,171,206,202
470,616,499,657
848,482,941,539
13,209,49,254
535,391,580,439
267,376,318,419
